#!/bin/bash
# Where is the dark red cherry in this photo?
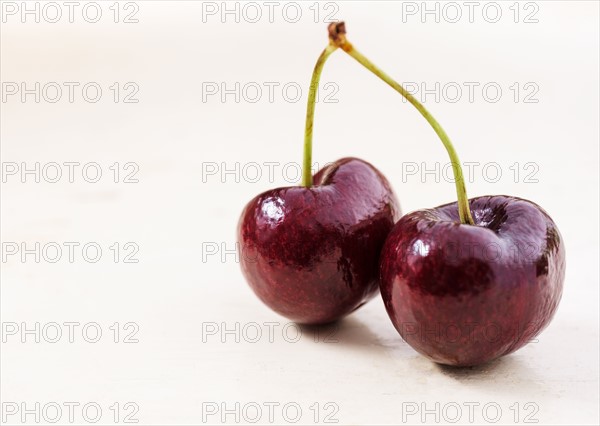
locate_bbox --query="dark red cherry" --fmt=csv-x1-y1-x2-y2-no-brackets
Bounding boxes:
238,157,400,324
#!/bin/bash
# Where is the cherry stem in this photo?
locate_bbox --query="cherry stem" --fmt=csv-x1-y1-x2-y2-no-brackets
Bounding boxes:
302,43,338,187
327,22,475,225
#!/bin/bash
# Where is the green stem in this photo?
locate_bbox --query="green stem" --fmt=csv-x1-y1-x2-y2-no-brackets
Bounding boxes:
302,43,338,187
329,23,475,225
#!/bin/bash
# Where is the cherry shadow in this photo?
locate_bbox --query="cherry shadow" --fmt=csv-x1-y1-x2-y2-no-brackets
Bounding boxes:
300,316,544,393
297,311,545,397
434,355,516,378
298,314,417,361
299,316,382,347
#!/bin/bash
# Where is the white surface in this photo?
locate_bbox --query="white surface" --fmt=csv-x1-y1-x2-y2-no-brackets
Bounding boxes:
1,1,599,425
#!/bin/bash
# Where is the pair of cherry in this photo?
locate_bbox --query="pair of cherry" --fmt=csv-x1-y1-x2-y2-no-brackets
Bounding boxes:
237,23,565,367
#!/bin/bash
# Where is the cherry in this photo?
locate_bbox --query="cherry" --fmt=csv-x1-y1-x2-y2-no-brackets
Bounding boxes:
237,26,401,324
328,22,565,366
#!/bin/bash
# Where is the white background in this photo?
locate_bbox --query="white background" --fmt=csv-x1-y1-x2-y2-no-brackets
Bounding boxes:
1,1,599,425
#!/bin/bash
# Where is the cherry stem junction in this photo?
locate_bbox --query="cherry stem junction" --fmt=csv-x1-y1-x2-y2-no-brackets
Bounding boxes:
301,22,474,225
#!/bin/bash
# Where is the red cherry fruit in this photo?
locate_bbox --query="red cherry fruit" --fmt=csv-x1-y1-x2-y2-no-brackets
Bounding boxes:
327,22,565,365
238,157,400,324
380,196,565,366
237,30,399,324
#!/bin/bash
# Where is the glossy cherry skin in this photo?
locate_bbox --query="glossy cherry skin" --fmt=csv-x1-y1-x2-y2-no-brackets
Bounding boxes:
238,157,400,324
380,195,565,367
